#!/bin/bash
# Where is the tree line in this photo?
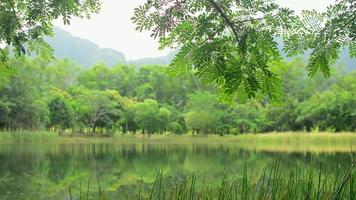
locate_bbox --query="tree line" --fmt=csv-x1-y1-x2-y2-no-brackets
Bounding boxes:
0,58,355,135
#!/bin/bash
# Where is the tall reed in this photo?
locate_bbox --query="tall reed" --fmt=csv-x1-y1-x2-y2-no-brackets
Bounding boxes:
69,160,355,200
0,131,58,143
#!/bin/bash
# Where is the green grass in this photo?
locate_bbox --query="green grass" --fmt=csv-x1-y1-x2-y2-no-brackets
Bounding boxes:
68,160,356,200
233,132,356,153
0,131,355,152
0,131,59,143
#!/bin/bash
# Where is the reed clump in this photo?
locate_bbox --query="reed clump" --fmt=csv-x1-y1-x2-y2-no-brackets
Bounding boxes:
0,131,58,143
69,160,355,200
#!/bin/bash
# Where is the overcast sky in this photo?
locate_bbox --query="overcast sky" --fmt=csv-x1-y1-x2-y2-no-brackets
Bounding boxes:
53,0,335,61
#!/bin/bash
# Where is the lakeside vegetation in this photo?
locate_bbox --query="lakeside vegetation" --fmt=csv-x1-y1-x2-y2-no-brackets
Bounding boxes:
66,162,355,200
1,131,355,153
0,58,355,136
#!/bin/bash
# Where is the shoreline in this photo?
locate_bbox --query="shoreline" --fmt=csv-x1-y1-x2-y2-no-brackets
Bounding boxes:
0,131,355,153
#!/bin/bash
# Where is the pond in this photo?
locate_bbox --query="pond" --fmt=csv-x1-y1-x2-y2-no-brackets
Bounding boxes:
0,141,354,199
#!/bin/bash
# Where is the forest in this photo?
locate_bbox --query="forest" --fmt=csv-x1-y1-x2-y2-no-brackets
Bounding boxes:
1,57,354,135
0,0,356,199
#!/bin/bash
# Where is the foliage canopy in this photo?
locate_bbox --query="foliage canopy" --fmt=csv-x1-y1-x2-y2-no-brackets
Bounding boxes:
1,57,355,134
132,0,355,97
0,0,100,62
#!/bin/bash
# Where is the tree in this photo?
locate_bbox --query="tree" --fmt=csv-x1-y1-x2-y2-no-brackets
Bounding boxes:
133,99,160,134
133,0,355,97
0,96,13,128
296,74,356,132
184,111,217,134
133,99,173,134
265,59,342,131
231,101,270,134
0,55,354,134
214,104,235,135
0,63,14,89
110,65,138,97
0,0,101,62
118,96,138,134
157,107,172,133
0,58,49,129
77,63,112,90
136,83,156,101
184,91,219,134
48,97,73,132
44,59,82,90
70,88,121,134
164,105,185,134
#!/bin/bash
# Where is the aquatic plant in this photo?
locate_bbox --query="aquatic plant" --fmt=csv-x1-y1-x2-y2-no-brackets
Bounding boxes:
69,160,355,200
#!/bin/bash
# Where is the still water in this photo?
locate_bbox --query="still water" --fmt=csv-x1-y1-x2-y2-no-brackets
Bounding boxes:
0,142,353,199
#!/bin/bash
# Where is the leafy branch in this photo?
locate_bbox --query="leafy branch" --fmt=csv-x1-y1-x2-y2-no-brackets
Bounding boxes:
208,0,241,44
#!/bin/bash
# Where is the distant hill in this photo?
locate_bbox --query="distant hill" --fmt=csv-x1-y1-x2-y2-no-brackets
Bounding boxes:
46,27,354,70
46,28,127,67
276,38,355,71
46,27,177,68
129,50,177,66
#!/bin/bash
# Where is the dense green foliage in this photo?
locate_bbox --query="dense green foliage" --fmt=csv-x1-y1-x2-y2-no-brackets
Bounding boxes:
286,0,355,76
0,57,354,134
133,0,355,97
1,0,353,99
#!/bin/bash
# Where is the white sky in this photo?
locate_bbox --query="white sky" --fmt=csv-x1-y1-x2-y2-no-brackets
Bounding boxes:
53,0,335,61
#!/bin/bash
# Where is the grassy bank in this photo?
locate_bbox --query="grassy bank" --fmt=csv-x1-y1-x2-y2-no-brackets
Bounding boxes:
0,131,355,152
234,132,356,153
0,131,59,143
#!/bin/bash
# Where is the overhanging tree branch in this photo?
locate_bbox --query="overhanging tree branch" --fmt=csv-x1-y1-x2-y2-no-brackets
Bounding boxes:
208,0,240,44
6,0,26,54
6,0,24,33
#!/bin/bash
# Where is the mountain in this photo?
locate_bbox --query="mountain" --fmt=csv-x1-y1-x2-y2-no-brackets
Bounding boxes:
129,50,177,66
46,28,127,67
47,27,354,70
276,37,355,71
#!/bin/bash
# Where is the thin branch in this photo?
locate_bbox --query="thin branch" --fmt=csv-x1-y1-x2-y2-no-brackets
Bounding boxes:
6,0,24,33
6,0,26,54
197,25,225,46
313,13,356,49
196,13,278,47
208,0,240,44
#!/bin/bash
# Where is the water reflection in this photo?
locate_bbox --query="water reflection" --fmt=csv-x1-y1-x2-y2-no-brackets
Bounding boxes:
0,143,353,199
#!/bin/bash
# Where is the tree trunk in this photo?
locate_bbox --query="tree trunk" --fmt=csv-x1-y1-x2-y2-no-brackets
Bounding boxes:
92,124,96,135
